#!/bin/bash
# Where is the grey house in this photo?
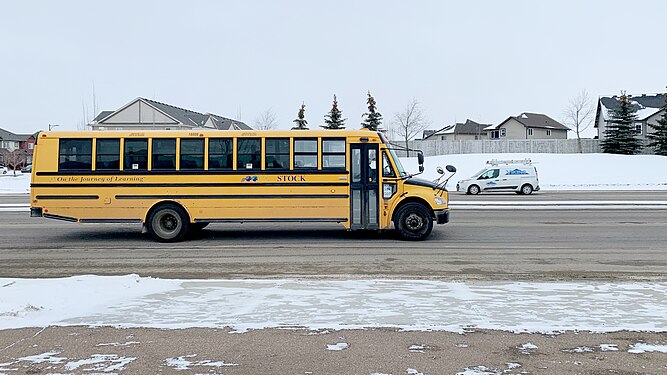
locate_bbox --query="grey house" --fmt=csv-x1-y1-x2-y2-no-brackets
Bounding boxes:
90,97,251,131
594,93,665,141
485,112,569,140
423,119,490,141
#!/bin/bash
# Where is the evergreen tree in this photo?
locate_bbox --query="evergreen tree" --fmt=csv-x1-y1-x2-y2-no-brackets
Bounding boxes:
292,103,308,130
646,93,667,156
361,91,383,131
322,95,346,129
601,92,642,154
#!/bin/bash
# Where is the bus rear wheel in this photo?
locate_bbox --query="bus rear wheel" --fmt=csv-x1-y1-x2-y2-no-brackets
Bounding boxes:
147,204,190,242
394,203,433,241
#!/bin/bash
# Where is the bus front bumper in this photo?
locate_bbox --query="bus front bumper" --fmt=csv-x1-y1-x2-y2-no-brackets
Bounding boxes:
435,209,449,225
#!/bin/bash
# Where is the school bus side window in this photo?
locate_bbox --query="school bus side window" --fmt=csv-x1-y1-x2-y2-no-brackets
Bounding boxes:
237,138,261,169
265,138,289,169
152,138,176,170
180,138,204,170
124,139,148,171
59,138,92,171
95,139,120,170
209,138,233,170
294,139,317,169
322,139,345,168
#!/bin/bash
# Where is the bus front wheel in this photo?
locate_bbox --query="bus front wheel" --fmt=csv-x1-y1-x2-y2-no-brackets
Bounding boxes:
394,203,433,241
147,204,190,242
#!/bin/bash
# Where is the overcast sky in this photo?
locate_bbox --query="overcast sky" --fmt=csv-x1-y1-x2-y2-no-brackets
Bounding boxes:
1,0,665,136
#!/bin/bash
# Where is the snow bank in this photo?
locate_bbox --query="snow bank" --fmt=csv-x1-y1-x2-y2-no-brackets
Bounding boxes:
1,276,666,333
0,173,30,194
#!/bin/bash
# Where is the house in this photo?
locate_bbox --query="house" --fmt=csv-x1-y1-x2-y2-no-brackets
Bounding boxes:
594,93,665,141
485,112,569,140
89,97,252,131
0,128,38,167
423,119,490,141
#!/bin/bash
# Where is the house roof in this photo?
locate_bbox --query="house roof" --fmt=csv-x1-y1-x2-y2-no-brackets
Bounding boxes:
598,93,666,122
0,128,28,142
486,112,569,131
423,119,490,139
93,97,251,130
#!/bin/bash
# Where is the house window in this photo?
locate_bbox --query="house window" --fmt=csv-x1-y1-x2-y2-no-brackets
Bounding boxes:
265,138,289,169
635,122,643,134
441,135,447,140
180,139,205,170
500,128,506,137
546,129,552,136
490,130,500,139
527,129,533,136
322,139,345,168
152,138,176,170
209,138,233,170
294,139,318,168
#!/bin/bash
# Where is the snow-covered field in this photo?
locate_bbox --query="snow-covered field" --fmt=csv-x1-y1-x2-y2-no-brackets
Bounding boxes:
3,153,667,195
403,153,667,191
1,275,666,334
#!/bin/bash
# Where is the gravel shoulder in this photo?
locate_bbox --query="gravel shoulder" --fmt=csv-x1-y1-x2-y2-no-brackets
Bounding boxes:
1,326,666,374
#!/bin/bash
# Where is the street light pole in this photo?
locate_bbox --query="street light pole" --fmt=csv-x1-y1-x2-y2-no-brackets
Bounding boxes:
48,124,60,131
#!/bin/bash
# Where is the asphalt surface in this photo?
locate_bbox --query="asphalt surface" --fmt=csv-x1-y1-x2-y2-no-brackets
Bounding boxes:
2,191,666,374
1,191,666,280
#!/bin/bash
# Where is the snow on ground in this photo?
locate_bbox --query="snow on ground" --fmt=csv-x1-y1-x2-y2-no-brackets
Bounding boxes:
2,154,667,195
400,153,667,191
1,276,666,334
0,172,29,194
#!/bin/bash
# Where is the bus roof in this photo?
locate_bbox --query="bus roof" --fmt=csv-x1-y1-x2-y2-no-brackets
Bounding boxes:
38,129,382,139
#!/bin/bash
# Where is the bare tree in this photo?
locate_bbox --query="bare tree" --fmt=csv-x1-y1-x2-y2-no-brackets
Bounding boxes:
392,98,430,156
563,89,595,153
2,149,28,175
253,108,279,130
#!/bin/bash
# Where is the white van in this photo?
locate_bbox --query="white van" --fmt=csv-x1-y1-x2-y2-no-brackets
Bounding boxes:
456,159,540,195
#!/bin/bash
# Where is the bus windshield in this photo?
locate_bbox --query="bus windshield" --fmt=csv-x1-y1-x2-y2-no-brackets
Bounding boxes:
379,133,408,177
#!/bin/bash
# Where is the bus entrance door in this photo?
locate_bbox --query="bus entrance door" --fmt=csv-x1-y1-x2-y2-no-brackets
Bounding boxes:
350,143,379,230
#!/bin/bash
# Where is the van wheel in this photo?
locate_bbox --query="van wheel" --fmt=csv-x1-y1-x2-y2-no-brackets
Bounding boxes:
467,184,481,195
520,184,534,195
147,204,190,242
394,203,433,241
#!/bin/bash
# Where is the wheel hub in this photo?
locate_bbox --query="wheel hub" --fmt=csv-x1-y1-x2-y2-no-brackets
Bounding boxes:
405,213,424,231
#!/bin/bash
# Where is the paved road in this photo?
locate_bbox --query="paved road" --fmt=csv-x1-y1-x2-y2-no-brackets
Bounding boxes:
1,192,665,280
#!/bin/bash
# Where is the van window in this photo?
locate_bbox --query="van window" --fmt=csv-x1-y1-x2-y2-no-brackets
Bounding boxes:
478,169,499,179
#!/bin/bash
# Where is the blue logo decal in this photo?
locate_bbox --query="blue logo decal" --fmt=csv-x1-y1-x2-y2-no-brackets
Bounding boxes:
506,169,529,175
486,181,497,185
241,175,258,182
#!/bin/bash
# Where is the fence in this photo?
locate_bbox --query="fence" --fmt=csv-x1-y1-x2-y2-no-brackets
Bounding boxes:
396,139,602,157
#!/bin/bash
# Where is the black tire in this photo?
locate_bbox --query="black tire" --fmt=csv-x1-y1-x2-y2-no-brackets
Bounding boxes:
467,184,481,195
394,202,433,241
520,184,534,195
146,204,190,242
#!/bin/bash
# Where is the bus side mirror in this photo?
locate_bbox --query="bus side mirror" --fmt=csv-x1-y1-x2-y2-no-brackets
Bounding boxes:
446,165,456,173
419,165,424,173
417,152,424,165
436,166,444,174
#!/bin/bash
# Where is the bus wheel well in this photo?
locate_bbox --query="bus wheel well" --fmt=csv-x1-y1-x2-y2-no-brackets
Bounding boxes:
145,201,191,224
392,197,433,223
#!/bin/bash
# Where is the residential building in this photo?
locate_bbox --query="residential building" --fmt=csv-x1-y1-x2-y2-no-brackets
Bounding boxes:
90,97,252,131
485,112,569,140
423,119,490,141
594,93,666,141
0,128,38,167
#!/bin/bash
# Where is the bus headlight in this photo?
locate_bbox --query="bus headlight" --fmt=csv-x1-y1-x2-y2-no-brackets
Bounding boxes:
434,197,446,205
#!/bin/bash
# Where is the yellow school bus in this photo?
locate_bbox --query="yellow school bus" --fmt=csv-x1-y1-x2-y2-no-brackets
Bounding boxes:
30,129,455,242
